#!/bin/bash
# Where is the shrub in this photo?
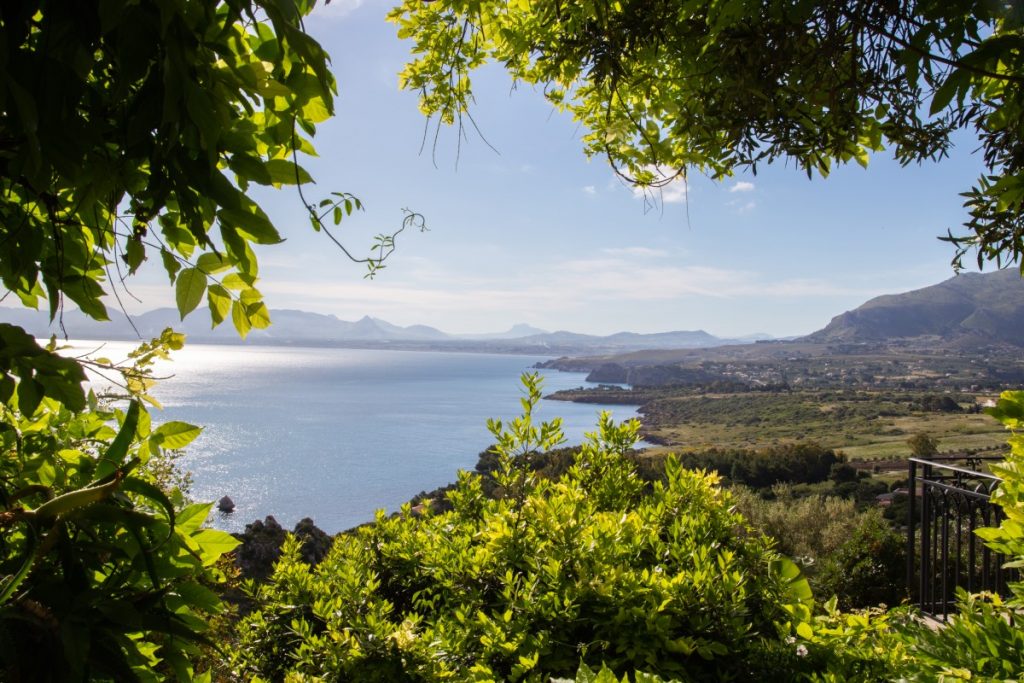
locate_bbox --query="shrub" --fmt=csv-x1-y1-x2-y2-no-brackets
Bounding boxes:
0,331,237,681
731,486,859,572
231,375,812,682
815,510,907,610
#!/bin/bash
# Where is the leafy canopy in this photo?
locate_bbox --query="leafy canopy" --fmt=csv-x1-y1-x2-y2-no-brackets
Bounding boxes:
0,1,382,678
1,0,419,338
390,0,1024,270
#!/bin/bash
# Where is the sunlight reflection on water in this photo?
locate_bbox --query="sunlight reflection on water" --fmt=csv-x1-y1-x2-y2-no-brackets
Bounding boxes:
67,341,644,533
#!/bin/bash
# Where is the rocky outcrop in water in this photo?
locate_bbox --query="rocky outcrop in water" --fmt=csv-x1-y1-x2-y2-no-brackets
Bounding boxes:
234,516,333,581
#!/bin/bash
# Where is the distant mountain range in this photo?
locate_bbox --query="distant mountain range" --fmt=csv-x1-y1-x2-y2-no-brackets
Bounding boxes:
0,306,753,355
802,269,1024,347
6,270,1016,358
532,269,1024,384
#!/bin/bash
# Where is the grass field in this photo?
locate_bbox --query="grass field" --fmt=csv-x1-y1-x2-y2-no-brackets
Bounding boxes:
636,390,1009,460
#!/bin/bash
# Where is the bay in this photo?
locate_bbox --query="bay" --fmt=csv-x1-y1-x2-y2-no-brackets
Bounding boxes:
73,342,642,533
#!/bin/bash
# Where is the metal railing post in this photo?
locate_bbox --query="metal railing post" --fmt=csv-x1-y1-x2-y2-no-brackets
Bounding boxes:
907,458,917,599
907,456,1010,619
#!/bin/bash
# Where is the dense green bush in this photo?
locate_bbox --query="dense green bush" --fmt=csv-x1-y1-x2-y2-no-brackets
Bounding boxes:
672,442,841,488
223,383,1024,682
230,375,812,681
0,331,237,681
731,487,859,568
815,511,906,610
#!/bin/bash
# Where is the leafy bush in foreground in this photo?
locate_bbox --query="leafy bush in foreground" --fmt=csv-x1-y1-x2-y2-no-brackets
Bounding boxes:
0,331,238,681
230,386,1024,682
231,375,812,681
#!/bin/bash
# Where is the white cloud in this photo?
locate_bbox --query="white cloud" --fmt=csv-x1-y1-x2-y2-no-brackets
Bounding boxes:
260,257,875,325
583,185,597,195
729,181,755,193
629,166,689,205
660,182,689,204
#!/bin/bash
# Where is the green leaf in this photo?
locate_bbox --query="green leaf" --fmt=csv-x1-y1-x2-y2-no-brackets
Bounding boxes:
124,236,146,274
264,158,313,185
161,248,182,281
246,301,272,329
16,377,42,416
121,476,177,531
219,207,283,245
228,153,274,185
176,502,213,535
174,580,222,613
96,400,141,480
231,299,252,338
191,529,240,564
152,421,202,449
184,80,220,151
930,71,962,116
175,267,206,319
207,284,232,326
196,252,231,274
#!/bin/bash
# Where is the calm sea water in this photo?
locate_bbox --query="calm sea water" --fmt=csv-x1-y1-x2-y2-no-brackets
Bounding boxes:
71,342,641,533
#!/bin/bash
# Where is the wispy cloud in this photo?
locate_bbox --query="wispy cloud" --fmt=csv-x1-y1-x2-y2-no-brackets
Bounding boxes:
260,254,877,326
731,200,757,214
600,246,669,258
583,185,597,195
729,181,755,193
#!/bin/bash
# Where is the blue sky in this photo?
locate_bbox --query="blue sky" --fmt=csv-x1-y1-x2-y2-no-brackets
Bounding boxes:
114,0,992,337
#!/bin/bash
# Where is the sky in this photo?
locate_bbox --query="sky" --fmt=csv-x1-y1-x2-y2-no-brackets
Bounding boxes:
44,0,999,338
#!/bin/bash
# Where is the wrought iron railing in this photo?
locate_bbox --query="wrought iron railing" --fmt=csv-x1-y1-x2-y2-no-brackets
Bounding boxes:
907,456,1015,620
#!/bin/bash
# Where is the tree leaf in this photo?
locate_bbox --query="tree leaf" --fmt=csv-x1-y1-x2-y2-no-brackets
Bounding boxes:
264,158,313,185
207,284,231,326
124,236,146,274
219,207,283,245
152,421,203,449
96,400,141,480
191,529,240,564
176,502,213,535
246,301,272,329
175,267,207,320
231,299,252,338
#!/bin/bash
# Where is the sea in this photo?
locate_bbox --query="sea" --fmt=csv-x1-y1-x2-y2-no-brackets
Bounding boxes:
70,342,643,533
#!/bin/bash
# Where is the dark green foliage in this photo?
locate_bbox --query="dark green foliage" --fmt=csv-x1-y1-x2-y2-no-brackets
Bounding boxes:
0,336,237,681
671,443,841,489
0,0,343,334
829,463,858,484
907,432,940,457
816,511,907,610
918,395,963,413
